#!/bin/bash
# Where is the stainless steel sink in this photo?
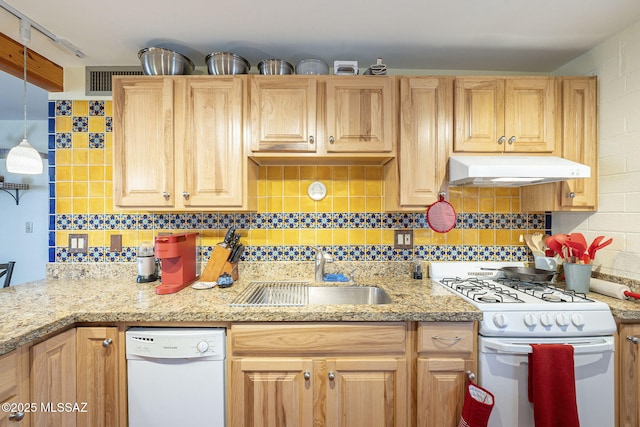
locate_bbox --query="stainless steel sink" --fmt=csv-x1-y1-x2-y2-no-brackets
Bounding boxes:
230,281,392,306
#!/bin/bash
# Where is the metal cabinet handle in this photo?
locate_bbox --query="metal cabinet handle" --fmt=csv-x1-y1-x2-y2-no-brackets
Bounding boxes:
102,338,113,348
304,371,311,380
466,370,476,381
431,335,462,342
309,136,314,144
9,411,25,421
498,136,506,145
328,371,335,381
508,136,516,145
182,192,190,200
567,192,576,199
329,136,335,144
162,192,170,200
627,336,639,345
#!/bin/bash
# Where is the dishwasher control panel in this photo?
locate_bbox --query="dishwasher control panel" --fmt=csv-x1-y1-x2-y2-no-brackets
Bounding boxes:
126,328,226,360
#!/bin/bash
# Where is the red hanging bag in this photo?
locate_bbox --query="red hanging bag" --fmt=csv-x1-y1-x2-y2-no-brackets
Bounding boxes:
458,379,495,427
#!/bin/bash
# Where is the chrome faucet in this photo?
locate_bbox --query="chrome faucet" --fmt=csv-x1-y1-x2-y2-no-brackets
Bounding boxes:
315,247,333,282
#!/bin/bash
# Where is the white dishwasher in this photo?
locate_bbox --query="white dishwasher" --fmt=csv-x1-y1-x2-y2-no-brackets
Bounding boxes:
126,328,226,427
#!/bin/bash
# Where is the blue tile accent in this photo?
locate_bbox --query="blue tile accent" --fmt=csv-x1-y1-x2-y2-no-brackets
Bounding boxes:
48,231,55,246
47,150,55,165
48,134,55,149
48,247,55,263
48,101,55,116
49,183,55,198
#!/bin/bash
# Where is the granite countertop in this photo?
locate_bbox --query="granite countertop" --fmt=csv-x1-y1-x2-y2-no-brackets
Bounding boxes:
0,275,480,356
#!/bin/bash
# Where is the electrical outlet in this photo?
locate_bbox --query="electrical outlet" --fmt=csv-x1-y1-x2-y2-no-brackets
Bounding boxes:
69,233,89,254
394,229,414,249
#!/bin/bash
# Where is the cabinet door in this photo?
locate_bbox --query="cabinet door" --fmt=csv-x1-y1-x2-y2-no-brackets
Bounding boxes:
325,77,394,153
250,77,317,152
31,328,77,427
229,358,314,427
76,327,119,427
113,77,175,207
397,76,452,207
417,357,473,427
325,358,407,427
0,347,29,426
504,77,557,153
559,77,597,210
619,324,640,427
179,77,246,207
454,78,505,152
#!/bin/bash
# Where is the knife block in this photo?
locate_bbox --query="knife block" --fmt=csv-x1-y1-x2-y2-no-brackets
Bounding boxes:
222,261,239,281
201,245,233,282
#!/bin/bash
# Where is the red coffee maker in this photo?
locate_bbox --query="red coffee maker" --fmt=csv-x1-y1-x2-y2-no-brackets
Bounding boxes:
154,232,198,294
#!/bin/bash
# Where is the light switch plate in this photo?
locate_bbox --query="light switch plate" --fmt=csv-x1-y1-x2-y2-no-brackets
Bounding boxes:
69,233,88,254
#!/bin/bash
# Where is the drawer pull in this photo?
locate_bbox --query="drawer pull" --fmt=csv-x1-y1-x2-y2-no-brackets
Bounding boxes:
328,371,335,381
162,192,170,200
498,136,506,145
309,136,314,144
466,370,476,381
304,371,310,381
432,335,462,342
102,338,113,347
627,336,639,345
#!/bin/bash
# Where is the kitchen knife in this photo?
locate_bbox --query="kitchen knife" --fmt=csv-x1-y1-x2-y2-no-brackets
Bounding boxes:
230,244,245,263
228,234,241,251
221,228,235,247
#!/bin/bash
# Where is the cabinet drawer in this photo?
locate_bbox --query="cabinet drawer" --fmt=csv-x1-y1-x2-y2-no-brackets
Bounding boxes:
231,322,406,356
0,350,19,401
418,322,475,354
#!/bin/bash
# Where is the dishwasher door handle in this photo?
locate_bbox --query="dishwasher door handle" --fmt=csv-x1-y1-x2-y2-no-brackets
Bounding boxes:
482,338,614,355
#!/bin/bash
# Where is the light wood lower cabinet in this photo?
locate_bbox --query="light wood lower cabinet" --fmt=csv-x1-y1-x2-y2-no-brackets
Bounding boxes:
619,323,640,427
0,346,30,426
416,322,477,427
31,328,77,427
76,327,120,427
229,323,408,427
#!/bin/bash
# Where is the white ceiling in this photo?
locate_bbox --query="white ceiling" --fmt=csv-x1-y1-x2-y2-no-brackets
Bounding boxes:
2,0,640,120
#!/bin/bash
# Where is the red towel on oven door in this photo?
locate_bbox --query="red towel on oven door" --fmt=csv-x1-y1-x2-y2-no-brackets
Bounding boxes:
528,344,580,427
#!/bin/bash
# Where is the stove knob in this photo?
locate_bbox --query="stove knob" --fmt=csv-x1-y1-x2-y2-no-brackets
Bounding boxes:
540,313,554,327
197,341,209,353
493,313,508,329
523,313,538,327
556,313,570,327
571,313,586,328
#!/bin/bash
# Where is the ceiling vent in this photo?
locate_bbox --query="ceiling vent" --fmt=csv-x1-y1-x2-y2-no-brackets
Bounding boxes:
85,66,144,96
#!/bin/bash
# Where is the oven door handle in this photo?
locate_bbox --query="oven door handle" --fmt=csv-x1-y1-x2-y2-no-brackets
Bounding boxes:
482,339,614,355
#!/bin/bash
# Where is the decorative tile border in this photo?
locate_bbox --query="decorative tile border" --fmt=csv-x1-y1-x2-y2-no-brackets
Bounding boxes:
53,244,533,263
53,212,547,231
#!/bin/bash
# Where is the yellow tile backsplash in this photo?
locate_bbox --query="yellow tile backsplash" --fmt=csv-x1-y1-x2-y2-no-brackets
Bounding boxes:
49,99,548,264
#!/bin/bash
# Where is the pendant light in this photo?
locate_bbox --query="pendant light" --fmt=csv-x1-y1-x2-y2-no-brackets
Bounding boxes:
6,19,43,175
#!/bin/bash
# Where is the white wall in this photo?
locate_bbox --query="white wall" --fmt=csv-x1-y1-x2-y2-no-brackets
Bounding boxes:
0,120,49,285
553,19,640,280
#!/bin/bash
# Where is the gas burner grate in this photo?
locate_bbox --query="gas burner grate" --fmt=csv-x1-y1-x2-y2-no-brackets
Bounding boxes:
497,278,594,303
440,277,524,303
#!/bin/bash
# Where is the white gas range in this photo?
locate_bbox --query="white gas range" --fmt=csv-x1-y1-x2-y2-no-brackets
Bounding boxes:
429,261,616,427
429,261,616,338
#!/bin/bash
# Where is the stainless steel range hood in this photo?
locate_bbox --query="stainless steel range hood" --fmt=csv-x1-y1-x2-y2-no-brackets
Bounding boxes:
449,155,590,187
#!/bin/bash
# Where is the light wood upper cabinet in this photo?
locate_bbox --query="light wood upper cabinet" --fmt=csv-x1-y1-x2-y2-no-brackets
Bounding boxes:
385,76,452,210
31,328,77,427
76,327,120,427
0,347,29,426
250,76,317,152
249,76,396,163
521,77,597,212
229,323,408,427
325,77,394,153
416,322,477,427
113,77,175,207
454,77,558,153
113,76,257,211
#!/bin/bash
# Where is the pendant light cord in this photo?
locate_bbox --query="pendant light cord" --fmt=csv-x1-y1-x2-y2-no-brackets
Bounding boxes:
23,42,27,140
